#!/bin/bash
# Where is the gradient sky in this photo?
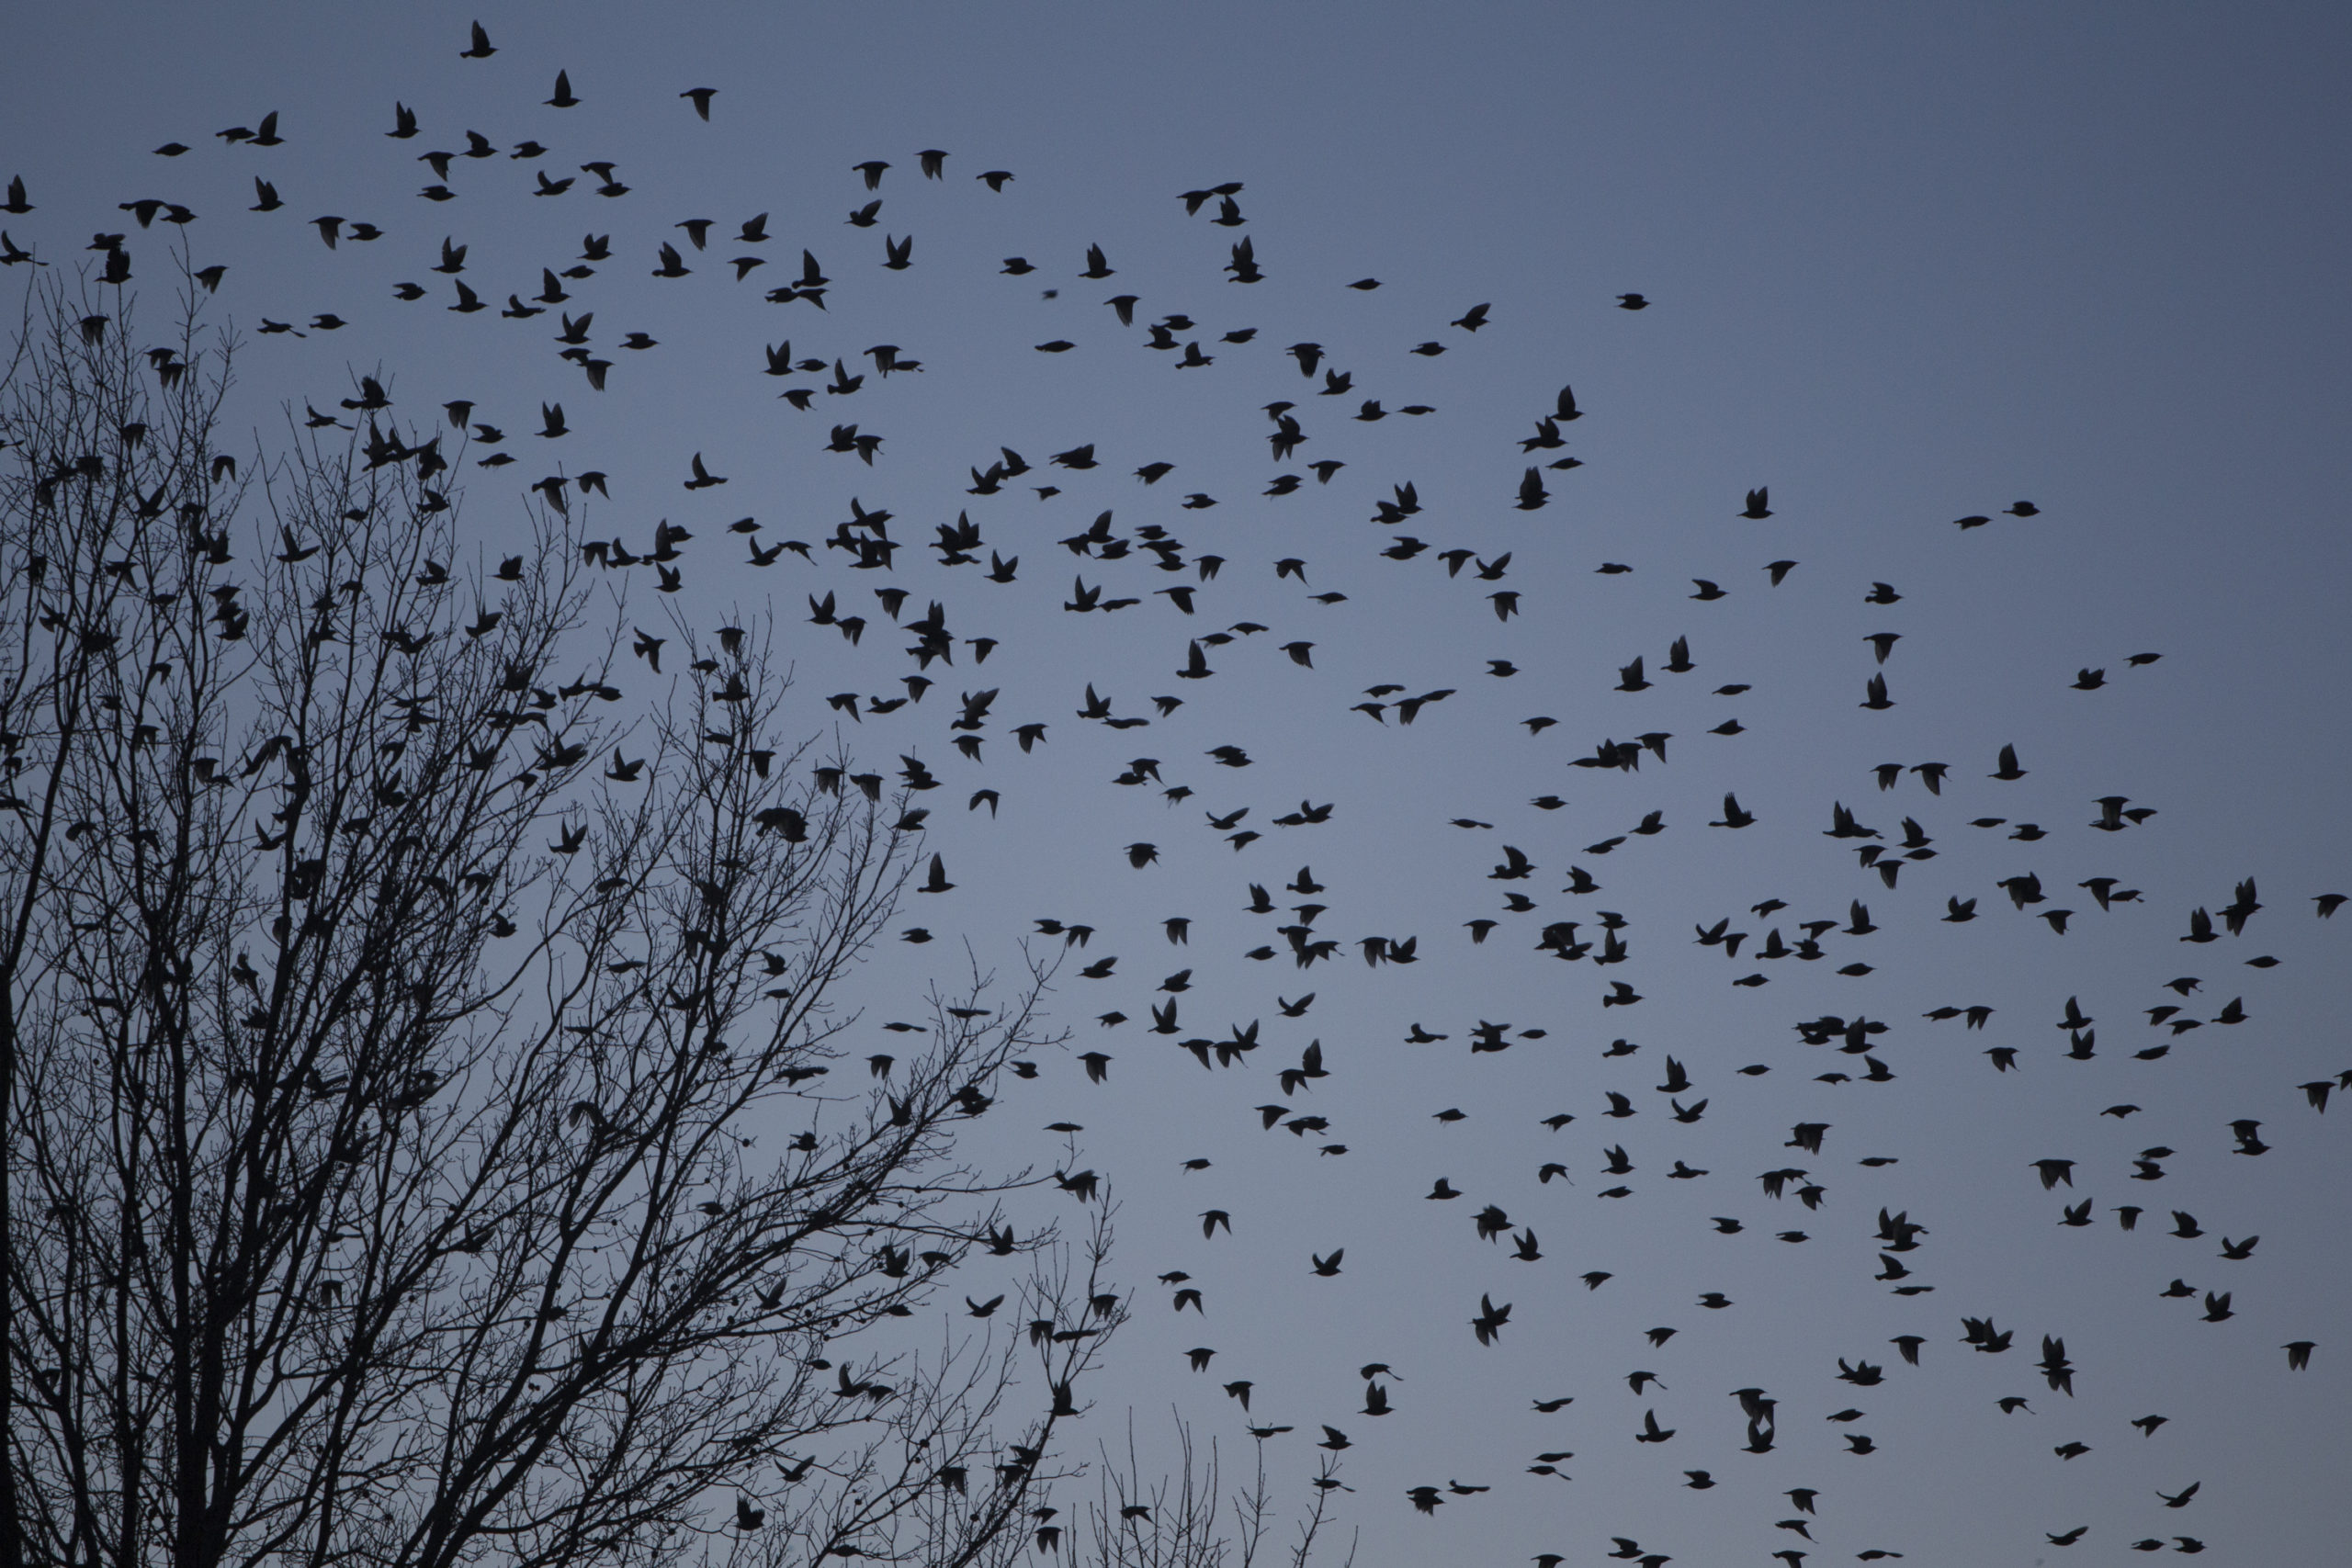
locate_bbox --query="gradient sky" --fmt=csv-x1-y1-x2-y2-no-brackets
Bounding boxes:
6,5,2349,1563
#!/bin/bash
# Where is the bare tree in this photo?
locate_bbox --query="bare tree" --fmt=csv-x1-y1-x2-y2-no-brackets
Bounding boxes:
1078,1417,1354,1568
1,271,1117,1568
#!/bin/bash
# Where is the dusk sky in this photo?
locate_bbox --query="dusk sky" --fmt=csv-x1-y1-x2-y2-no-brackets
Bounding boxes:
6,5,2348,1562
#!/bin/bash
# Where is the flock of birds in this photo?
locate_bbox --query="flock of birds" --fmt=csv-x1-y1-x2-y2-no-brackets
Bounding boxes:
6,17,2345,1564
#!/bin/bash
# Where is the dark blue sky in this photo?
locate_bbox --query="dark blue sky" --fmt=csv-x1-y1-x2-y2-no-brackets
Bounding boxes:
6,5,2348,1562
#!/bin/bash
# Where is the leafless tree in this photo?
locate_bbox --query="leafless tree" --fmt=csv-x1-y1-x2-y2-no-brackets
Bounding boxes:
1077,1417,1354,1568
0,271,1118,1568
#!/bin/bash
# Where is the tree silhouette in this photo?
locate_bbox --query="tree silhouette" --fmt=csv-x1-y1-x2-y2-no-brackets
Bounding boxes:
1079,1418,1354,1568
0,274,1116,1568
